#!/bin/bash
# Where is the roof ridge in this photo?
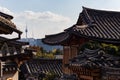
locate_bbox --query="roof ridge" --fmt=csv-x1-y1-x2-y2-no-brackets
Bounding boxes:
82,7,94,24
0,11,13,19
82,6,120,14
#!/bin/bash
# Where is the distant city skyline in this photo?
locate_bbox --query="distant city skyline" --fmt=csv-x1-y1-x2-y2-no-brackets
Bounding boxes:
0,0,120,38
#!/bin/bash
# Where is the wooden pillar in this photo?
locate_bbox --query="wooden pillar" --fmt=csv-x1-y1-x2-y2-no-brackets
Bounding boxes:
63,46,70,74
69,45,78,74
63,45,78,74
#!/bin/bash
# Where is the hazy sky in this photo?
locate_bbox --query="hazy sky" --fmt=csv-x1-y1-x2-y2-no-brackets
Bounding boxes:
0,0,120,38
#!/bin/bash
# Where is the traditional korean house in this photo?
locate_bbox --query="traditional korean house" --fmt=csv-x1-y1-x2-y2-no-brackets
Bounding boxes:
0,12,33,80
42,7,120,80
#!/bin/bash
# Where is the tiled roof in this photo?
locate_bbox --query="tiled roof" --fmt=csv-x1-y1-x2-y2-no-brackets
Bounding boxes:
0,36,32,60
20,59,63,76
0,12,22,34
69,49,120,79
0,36,29,45
42,7,120,45
71,7,120,43
69,48,120,69
42,32,71,45
0,51,33,61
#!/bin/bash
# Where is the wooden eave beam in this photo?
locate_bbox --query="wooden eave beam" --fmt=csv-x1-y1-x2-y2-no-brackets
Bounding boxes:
0,26,12,34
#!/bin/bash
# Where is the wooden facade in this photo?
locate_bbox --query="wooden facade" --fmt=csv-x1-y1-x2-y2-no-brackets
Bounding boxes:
63,45,78,74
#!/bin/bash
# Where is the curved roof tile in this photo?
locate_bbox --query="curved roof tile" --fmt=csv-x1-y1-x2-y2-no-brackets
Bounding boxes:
42,32,71,45
73,7,120,43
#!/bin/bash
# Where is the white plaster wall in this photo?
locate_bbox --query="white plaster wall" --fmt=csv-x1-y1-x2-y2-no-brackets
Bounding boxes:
1,71,18,80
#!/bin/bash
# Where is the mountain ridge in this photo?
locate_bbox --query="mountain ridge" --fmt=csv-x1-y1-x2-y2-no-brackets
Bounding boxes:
19,38,62,51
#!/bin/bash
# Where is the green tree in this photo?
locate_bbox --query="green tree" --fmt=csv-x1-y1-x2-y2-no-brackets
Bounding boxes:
43,71,59,80
51,48,62,55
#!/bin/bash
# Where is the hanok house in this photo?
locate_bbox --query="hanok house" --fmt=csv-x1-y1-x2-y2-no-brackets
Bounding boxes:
42,7,120,80
0,11,33,80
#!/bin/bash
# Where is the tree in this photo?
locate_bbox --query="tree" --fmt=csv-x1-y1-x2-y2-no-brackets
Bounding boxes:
43,71,59,80
29,46,46,58
51,48,62,55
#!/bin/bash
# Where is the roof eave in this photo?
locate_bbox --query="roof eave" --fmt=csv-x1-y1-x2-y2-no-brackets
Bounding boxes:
42,32,71,45
72,30,120,44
